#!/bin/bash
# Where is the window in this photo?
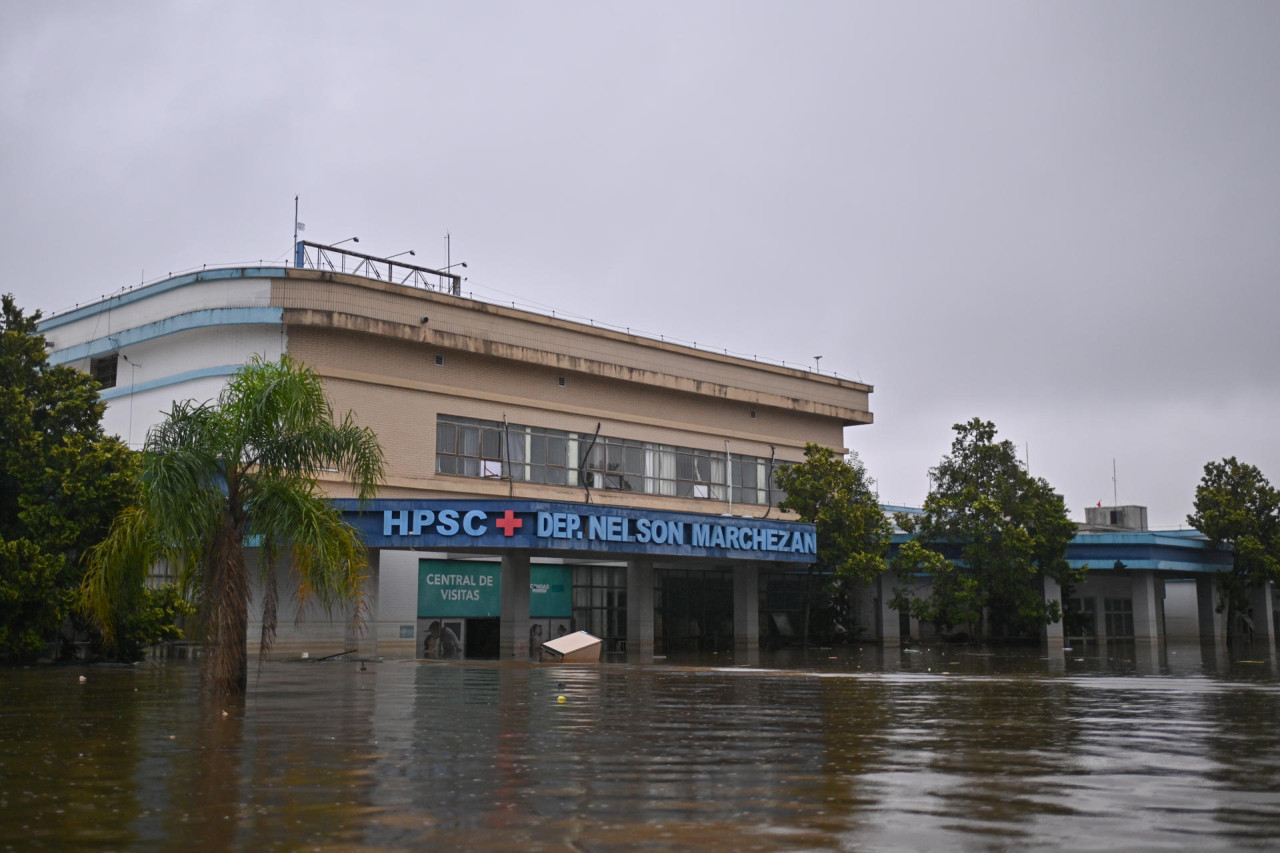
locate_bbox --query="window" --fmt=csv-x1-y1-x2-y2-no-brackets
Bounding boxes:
434,414,784,505
1065,597,1097,639
572,565,626,654
1104,598,1134,638
90,354,118,389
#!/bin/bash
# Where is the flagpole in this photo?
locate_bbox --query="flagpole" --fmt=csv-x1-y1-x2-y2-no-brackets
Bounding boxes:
293,195,299,266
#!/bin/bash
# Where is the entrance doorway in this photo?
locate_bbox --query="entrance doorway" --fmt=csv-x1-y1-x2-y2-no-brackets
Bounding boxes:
465,617,500,659
656,568,733,653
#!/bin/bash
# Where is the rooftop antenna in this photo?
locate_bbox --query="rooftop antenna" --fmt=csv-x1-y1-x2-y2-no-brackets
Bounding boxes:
293,195,306,265
813,355,822,373
1112,459,1118,507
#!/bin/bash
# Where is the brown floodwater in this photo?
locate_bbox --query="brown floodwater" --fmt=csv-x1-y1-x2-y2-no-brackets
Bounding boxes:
2,642,1279,852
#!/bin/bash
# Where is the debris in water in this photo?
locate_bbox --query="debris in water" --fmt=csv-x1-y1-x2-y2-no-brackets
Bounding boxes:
541,630,602,663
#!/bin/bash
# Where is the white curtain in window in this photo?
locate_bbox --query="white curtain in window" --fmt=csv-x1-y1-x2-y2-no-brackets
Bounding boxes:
659,448,677,496
461,426,480,457
708,456,726,500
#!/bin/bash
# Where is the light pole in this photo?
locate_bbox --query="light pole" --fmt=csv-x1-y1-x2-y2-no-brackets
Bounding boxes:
438,261,466,295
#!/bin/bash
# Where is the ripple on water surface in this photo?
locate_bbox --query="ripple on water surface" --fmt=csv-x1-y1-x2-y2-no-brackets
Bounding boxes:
2,651,1280,851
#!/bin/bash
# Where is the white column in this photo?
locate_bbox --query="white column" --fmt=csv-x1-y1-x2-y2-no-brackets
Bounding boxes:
499,553,531,659
733,564,760,655
1042,574,1064,651
626,559,655,661
1196,577,1227,646
1132,571,1161,642
1249,580,1277,653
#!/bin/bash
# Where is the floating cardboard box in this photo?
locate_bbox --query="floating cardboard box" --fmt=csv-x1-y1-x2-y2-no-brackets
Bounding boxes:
541,630,602,663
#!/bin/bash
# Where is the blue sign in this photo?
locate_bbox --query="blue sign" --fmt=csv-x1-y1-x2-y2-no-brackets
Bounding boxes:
333,499,816,563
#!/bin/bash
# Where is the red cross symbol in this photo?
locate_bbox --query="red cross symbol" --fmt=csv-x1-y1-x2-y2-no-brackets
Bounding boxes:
495,510,523,537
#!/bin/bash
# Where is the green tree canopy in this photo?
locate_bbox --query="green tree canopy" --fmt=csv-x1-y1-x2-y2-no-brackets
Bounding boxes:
81,354,385,694
1,294,138,662
775,443,891,642
893,418,1078,638
1187,457,1280,634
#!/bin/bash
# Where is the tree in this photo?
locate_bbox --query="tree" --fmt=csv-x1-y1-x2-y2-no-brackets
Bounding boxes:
775,443,891,644
1,294,138,662
81,354,385,694
1187,457,1280,641
893,418,1078,639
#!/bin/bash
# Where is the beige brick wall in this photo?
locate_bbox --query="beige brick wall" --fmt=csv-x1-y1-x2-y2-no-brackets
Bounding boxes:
276,271,873,517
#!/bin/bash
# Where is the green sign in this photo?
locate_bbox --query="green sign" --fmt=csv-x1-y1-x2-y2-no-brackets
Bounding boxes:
530,565,572,618
418,560,500,618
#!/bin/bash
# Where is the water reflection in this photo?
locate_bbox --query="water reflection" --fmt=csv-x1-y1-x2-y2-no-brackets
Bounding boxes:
1,648,1279,851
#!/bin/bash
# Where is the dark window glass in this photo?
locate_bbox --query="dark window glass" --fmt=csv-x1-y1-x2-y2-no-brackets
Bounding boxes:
436,422,456,455
481,428,502,459
548,436,567,468
90,354,118,389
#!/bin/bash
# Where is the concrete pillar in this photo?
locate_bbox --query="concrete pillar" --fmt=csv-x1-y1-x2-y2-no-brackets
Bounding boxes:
877,574,901,647
499,553,530,659
733,564,760,657
1132,571,1162,642
626,559,655,661
1042,574,1064,651
852,581,878,641
1196,576,1227,647
1249,579,1277,654
1133,639,1162,675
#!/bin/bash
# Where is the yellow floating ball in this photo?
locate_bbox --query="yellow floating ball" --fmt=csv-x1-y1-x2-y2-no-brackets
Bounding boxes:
557,695,567,704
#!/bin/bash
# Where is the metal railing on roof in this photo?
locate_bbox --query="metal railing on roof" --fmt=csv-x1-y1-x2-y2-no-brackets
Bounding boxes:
293,241,462,295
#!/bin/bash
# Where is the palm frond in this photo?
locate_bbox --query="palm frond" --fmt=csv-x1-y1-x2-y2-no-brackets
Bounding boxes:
79,504,158,645
248,477,369,615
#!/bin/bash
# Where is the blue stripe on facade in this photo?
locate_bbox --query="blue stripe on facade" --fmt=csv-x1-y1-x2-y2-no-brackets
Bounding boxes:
46,307,283,365
98,364,244,400
38,267,286,331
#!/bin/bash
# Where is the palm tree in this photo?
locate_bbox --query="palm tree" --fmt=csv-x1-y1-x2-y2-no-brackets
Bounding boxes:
81,355,384,694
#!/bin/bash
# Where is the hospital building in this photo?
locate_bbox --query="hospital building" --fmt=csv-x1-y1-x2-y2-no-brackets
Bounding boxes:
39,244,872,660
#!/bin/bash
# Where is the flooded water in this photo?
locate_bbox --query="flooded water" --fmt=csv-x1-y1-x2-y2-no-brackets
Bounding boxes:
3,643,1280,851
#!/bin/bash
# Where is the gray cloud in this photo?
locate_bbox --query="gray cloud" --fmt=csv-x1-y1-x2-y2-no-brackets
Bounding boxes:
3,1,1277,527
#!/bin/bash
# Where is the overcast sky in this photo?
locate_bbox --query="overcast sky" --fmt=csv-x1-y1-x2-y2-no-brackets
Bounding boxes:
3,1,1277,528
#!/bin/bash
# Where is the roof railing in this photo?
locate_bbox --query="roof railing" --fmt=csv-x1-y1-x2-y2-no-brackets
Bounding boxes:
293,241,461,295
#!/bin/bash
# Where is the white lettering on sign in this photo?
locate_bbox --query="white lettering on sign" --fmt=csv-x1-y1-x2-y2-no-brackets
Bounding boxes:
383,509,813,555
532,511,814,555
